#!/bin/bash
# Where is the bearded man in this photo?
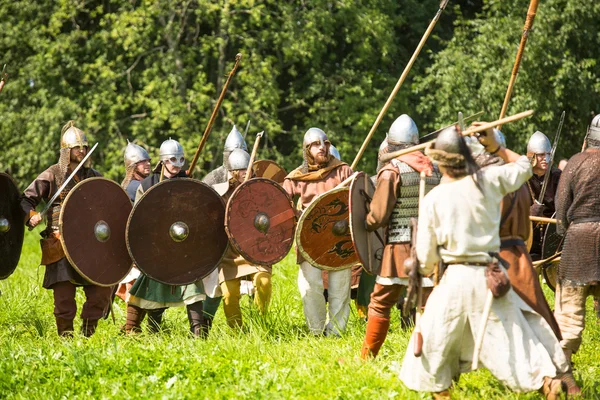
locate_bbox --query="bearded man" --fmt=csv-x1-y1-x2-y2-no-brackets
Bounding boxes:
283,128,353,336
21,121,112,337
399,125,568,400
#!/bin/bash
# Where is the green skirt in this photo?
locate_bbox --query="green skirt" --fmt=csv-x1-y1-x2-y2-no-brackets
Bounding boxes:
129,274,205,306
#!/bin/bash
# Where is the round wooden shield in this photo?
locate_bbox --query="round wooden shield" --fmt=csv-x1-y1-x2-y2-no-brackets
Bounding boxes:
349,172,385,275
225,178,296,266
127,179,228,285
253,160,287,184
542,212,564,259
542,259,559,292
59,178,133,286
0,173,25,279
296,187,358,271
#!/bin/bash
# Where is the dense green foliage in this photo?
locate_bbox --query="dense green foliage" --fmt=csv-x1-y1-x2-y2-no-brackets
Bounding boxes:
3,0,597,187
1,229,600,398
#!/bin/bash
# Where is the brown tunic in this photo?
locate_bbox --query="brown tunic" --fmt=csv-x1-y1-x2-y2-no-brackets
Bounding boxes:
283,164,353,263
499,184,562,339
20,165,102,289
218,182,270,283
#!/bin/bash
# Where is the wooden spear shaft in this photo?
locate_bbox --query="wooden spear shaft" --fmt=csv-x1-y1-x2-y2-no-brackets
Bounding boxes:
497,0,540,129
350,0,449,170
244,131,264,183
380,110,534,163
188,53,243,178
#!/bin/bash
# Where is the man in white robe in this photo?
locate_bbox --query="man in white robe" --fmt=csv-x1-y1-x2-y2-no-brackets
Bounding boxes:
399,124,569,399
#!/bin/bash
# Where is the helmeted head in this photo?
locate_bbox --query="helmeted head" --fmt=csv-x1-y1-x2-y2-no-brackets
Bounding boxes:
122,141,152,188
302,127,331,171
57,121,90,184
526,131,551,170
223,125,247,168
330,145,341,160
426,126,479,179
588,114,600,148
227,148,251,183
388,114,419,146
160,138,185,167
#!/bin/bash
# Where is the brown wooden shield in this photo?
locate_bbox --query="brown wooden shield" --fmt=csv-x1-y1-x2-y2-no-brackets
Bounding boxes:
349,172,385,275
59,177,133,286
542,212,564,259
296,187,358,271
126,178,228,285
542,259,559,292
253,160,287,184
225,178,296,266
0,173,25,279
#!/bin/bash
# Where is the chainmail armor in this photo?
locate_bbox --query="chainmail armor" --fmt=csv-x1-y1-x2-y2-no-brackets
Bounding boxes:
555,150,600,284
203,165,228,186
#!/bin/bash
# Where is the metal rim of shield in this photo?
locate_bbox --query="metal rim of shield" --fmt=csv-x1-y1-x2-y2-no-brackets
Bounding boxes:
225,178,297,266
295,186,358,271
126,178,228,285
59,177,133,287
349,172,384,275
0,173,25,279
253,160,287,184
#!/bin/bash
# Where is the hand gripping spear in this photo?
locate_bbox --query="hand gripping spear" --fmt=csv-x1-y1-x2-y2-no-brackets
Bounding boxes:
497,0,540,129
350,0,450,170
187,53,243,178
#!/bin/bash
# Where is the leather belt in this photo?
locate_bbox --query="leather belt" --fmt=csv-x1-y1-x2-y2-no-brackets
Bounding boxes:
500,239,526,248
445,261,489,267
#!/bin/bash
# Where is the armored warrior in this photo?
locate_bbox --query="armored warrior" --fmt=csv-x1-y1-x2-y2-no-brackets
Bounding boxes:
399,125,568,399
283,128,354,336
212,148,272,329
360,114,441,359
469,129,562,340
203,125,248,187
20,121,113,337
125,139,209,337
115,141,151,304
526,131,561,260
553,114,600,396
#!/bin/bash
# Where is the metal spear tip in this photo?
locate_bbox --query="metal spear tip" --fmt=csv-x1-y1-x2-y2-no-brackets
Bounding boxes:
439,0,449,9
256,131,264,138
235,53,243,60
0,217,10,233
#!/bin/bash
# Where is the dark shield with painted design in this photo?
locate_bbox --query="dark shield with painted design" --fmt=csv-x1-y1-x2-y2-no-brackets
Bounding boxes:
225,178,296,266
349,172,385,275
0,173,25,279
59,177,133,286
296,187,358,271
253,160,287,184
126,179,228,285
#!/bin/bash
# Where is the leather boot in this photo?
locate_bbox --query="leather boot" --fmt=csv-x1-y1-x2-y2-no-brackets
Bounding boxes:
81,319,98,337
557,349,582,396
56,317,74,338
147,308,166,333
432,390,451,400
540,376,567,400
187,301,209,338
124,304,146,334
360,315,390,359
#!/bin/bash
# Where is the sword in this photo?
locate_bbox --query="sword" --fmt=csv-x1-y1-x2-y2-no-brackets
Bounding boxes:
458,111,466,132
30,142,99,230
243,120,251,138
537,111,565,204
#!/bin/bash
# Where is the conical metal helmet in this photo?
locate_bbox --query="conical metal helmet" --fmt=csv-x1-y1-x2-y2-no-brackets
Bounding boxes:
124,141,150,169
589,114,600,142
527,131,551,155
434,126,462,155
388,114,418,145
60,122,88,149
303,128,330,148
227,148,251,171
330,145,341,160
224,125,248,152
160,138,185,167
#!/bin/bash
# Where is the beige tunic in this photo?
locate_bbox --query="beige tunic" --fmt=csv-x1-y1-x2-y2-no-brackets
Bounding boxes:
400,156,569,393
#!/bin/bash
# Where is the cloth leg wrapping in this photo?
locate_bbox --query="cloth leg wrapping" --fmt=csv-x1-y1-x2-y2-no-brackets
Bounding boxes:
554,283,588,354
147,308,166,333
253,271,272,314
125,304,146,333
325,267,352,335
51,281,77,320
298,261,327,334
221,277,243,328
186,301,205,337
81,284,113,321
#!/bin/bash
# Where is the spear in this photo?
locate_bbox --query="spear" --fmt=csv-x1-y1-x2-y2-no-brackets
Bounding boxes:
497,0,540,129
351,0,450,170
244,131,264,182
187,53,243,177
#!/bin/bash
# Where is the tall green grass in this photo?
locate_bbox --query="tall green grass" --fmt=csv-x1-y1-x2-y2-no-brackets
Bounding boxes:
0,229,598,399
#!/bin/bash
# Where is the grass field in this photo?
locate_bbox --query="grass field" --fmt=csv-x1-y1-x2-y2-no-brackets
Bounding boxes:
1,229,599,399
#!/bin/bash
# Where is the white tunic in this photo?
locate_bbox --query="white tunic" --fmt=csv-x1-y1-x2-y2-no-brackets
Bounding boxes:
399,156,569,392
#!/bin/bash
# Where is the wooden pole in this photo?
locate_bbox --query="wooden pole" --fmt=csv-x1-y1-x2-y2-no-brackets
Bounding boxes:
244,131,264,182
350,0,449,170
187,53,243,178
497,0,540,129
529,216,557,224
